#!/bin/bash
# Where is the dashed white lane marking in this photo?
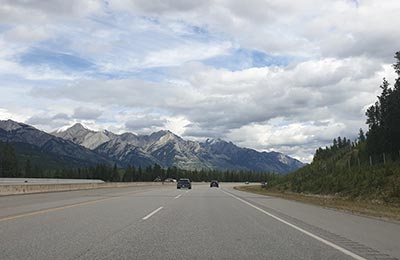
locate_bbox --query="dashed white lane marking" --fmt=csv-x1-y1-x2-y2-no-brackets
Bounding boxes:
142,207,163,220
174,194,182,199
221,190,366,260
186,190,190,193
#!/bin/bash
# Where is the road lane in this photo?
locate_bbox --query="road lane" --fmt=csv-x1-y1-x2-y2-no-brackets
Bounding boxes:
221,189,366,260
0,185,167,219
0,186,181,260
73,186,354,260
225,184,400,259
0,183,398,260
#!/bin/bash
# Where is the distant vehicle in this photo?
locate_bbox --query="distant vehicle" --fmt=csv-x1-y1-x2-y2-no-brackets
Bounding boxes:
210,180,219,188
177,178,191,189
164,178,176,182
153,177,162,182
245,181,249,184
261,181,267,188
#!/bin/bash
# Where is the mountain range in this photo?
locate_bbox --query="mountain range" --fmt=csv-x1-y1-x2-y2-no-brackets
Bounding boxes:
0,119,305,173
0,120,113,168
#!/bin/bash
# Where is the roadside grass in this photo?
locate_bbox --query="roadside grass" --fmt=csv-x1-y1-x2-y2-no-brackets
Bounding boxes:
234,185,400,222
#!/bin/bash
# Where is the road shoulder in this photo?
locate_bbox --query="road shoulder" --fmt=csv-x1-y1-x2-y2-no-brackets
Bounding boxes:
235,185,400,222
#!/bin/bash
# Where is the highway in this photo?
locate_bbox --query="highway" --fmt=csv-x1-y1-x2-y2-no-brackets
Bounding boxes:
0,183,399,260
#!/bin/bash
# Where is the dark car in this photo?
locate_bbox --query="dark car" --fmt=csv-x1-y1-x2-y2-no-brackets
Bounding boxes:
177,178,191,189
210,180,219,188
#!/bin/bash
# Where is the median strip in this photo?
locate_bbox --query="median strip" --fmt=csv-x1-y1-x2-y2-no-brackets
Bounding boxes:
142,207,163,220
221,189,367,260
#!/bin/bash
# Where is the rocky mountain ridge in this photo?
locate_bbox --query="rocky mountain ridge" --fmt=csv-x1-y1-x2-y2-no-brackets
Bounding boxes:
0,120,114,167
52,123,305,173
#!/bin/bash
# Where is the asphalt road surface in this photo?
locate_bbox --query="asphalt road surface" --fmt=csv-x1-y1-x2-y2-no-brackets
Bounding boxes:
1,183,399,260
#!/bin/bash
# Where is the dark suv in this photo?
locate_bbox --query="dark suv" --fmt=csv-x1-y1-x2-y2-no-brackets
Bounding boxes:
177,178,191,189
210,180,219,188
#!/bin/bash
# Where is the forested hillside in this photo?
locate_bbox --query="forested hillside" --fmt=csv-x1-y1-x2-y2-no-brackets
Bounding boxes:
0,140,275,182
267,52,400,203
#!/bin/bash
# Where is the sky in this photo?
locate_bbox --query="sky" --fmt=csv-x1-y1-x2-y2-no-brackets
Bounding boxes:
0,0,399,162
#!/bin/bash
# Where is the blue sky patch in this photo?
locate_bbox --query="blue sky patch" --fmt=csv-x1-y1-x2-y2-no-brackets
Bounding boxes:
19,48,95,72
204,48,291,71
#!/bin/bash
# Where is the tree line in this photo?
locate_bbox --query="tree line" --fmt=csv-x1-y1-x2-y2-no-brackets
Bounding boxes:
312,51,400,167
365,52,400,161
0,141,276,182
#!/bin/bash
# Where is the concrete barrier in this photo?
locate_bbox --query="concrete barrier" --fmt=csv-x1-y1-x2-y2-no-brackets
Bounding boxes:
0,178,105,184
0,182,173,196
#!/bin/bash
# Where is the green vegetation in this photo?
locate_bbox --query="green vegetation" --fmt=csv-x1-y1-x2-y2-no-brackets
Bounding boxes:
0,140,277,182
264,52,400,205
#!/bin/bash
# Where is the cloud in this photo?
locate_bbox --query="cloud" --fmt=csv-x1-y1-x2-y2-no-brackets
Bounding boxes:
110,0,400,60
226,119,347,162
109,0,211,14
141,41,232,68
0,108,25,122
1,0,400,162
30,55,386,148
26,113,71,128
125,115,167,132
72,107,102,120
3,25,51,43
31,79,172,108
0,0,102,24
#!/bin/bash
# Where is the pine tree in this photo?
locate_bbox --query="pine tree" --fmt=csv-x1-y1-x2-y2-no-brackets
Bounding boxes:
122,165,135,182
333,138,338,149
358,128,366,143
386,55,400,157
32,165,41,178
24,158,32,178
2,143,18,177
111,163,120,182
337,137,342,148
393,51,400,75
138,166,143,181
365,52,400,158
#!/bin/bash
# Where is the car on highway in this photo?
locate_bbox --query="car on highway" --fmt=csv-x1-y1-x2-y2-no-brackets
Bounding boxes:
164,178,176,182
245,181,249,184
177,178,191,189
210,180,219,188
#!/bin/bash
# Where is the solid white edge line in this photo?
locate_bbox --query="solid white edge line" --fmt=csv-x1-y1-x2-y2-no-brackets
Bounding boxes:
142,206,163,220
174,194,182,199
221,190,367,260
